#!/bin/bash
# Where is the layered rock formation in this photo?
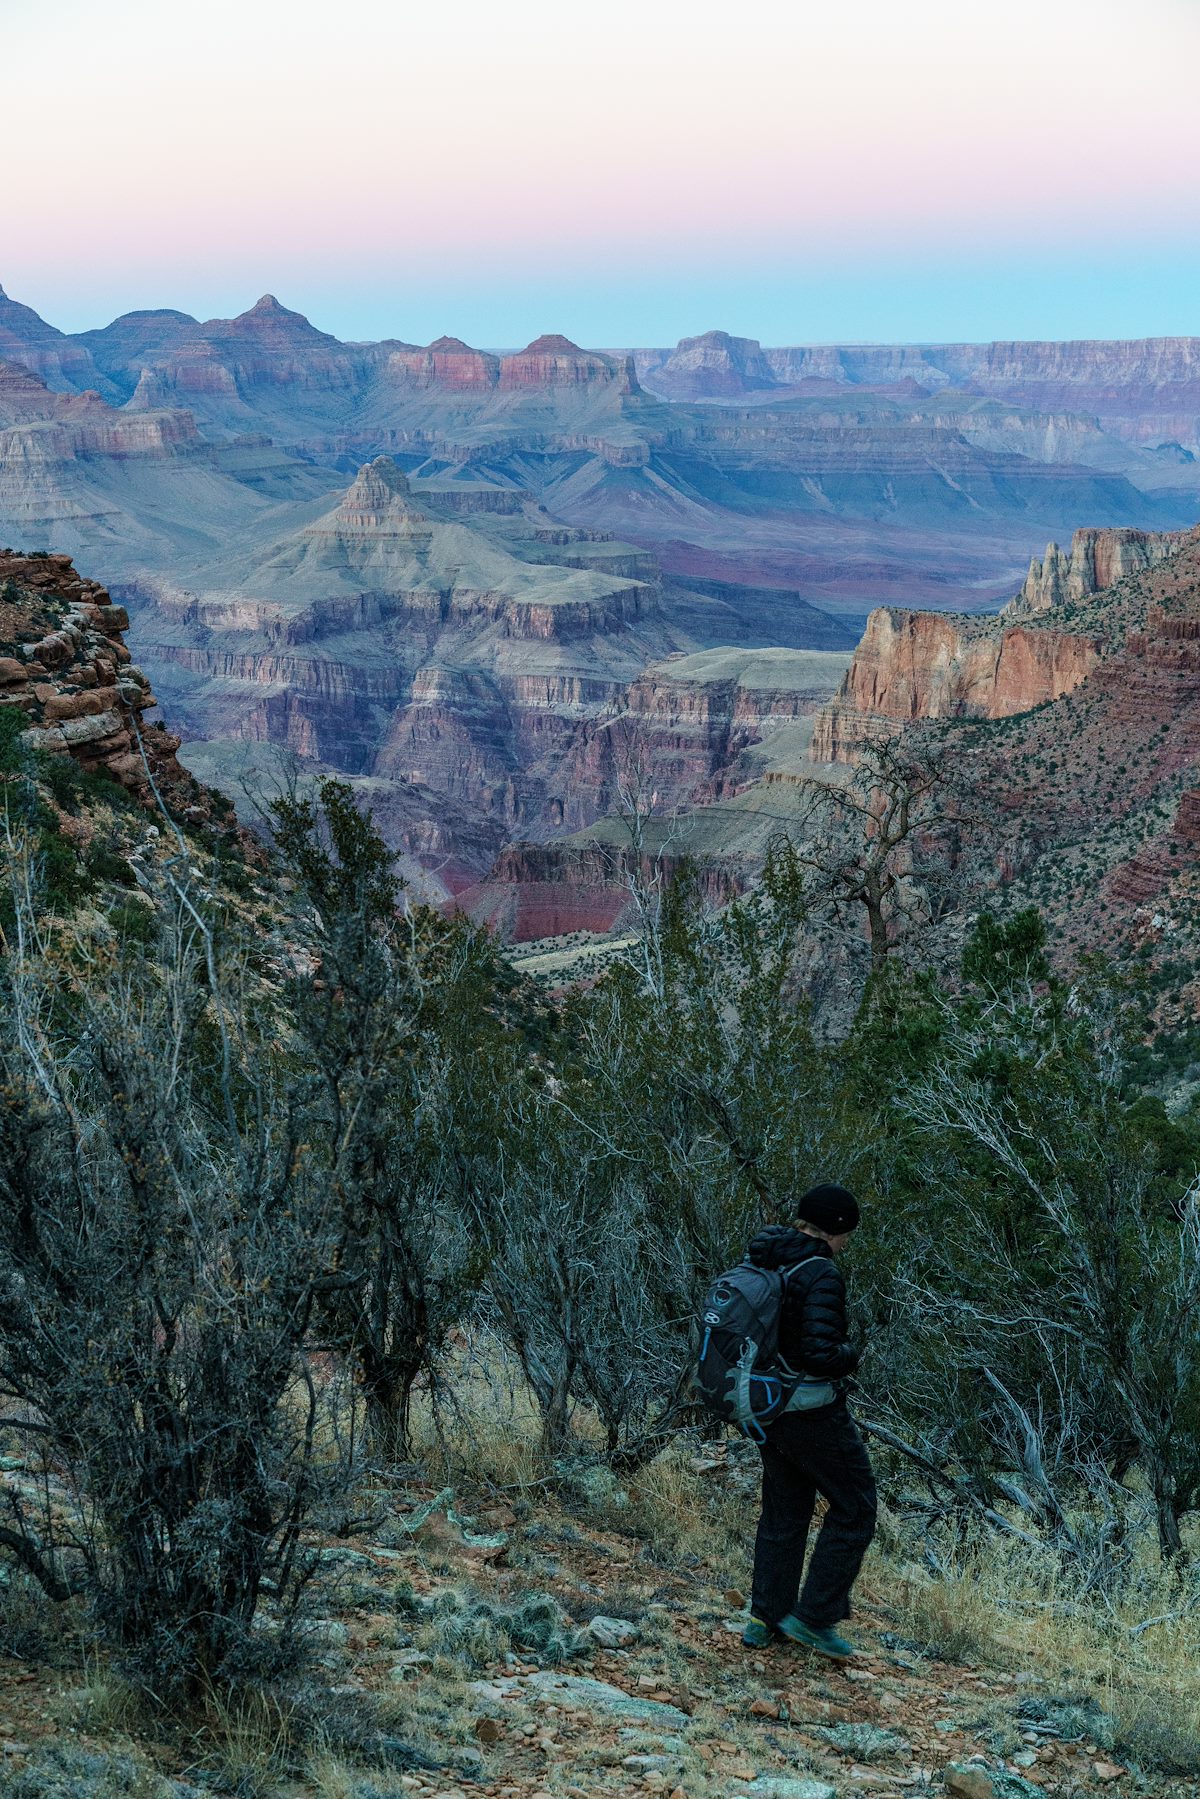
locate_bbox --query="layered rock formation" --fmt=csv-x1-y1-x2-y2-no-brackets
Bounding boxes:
499,336,636,392
810,607,1103,762
102,294,361,411
5,281,1197,638
458,838,746,941
641,331,776,400
1008,527,1182,614
0,549,179,792
637,332,1200,453
120,456,852,897
0,285,108,396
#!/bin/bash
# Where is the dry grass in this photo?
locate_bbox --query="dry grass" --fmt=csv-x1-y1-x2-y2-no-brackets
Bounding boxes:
407,1335,553,1491
625,1441,752,1580
49,1672,143,1740
888,1537,1200,1774
190,1688,298,1798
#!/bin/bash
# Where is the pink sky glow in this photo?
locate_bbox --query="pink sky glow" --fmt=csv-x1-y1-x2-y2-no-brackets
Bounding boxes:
5,0,1199,346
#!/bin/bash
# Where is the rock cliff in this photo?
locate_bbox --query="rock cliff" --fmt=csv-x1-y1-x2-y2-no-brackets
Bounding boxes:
0,284,108,396
0,549,181,793
637,332,1200,450
640,331,775,400
810,606,1102,762
1008,527,1183,614
499,336,638,392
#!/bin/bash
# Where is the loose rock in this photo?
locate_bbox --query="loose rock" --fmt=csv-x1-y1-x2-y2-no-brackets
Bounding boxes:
589,1614,639,1648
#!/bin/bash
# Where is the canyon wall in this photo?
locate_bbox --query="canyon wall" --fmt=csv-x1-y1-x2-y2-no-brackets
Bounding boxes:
637,333,1200,449
1008,526,1183,614
810,608,1102,763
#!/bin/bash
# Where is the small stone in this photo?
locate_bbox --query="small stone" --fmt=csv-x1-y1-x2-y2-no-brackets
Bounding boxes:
589,1614,638,1648
723,1587,747,1609
474,1717,503,1743
389,1650,430,1677
749,1698,779,1717
740,1781,835,1799
637,1673,659,1689
1091,1764,1125,1783
945,1770,996,1799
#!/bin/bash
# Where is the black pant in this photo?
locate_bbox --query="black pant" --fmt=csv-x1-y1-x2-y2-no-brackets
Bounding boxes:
750,1400,877,1628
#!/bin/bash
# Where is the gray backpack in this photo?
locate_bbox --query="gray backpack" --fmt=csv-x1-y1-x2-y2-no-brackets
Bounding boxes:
696,1259,835,1439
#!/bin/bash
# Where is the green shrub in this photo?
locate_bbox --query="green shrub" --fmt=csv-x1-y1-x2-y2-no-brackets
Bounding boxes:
0,706,26,774
86,843,137,888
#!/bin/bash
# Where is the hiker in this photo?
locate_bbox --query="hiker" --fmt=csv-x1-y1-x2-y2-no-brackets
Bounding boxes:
741,1183,876,1660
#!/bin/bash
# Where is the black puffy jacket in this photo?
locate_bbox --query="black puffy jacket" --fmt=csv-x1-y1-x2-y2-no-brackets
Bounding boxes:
747,1224,860,1380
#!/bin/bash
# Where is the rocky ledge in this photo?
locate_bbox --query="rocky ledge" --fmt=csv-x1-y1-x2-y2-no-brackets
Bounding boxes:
0,549,180,791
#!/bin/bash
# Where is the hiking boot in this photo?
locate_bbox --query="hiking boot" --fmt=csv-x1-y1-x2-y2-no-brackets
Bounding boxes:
776,1614,856,1659
741,1615,775,1648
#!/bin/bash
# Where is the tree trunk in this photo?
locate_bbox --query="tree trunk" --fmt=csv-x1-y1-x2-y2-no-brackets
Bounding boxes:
539,1360,574,1455
364,1357,422,1465
1149,1455,1185,1563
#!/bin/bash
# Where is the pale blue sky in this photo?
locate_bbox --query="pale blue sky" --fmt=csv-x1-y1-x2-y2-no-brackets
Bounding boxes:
5,0,1199,348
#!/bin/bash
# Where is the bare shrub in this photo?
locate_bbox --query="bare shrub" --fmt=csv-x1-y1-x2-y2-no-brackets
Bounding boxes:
0,838,345,1699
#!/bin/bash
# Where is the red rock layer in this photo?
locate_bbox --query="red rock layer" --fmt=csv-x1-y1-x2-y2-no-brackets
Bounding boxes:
498,336,636,391
456,841,744,942
810,608,1102,763
384,338,500,391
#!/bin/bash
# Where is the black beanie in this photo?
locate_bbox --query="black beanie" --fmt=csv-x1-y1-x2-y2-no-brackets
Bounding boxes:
797,1183,861,1234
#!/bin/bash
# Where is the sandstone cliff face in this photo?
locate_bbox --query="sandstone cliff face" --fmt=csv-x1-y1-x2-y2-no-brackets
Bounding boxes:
383,338,500,392
0,550,181,792
810,607,1102,763
138,295,365,414
636,332,1200,448
641,331,776,400
498,336,637,392
1009,527,1183,614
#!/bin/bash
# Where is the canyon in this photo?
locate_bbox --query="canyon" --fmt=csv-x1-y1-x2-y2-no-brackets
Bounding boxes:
634,330,1200,453
3,279,1200,917
485,527,1200,976
127,456,853,893
3,284,1197,633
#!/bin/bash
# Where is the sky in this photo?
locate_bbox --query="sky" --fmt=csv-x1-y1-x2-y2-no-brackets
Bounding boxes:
4,0,1200,347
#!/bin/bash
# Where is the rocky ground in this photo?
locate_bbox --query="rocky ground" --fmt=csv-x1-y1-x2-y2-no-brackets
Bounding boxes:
0,1434,1191,1799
